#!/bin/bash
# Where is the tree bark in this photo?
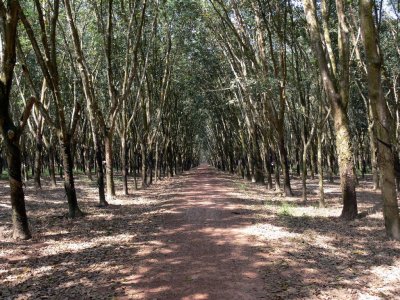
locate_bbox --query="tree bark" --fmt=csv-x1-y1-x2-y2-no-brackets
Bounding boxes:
94,135,107,206
141,141,147,187
368,111,380,190
48,144,57,187
278,131,293,196
33,131,43,189
317,130,325,207
121,135,129,195
303,0,357,219
0,1,31,239
105,132,116,197
360,0,400,239
61,138,83,218
5,135,31,240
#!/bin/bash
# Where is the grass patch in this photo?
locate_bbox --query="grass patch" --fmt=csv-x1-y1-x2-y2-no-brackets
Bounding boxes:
277,201,295,217
237,182,247,191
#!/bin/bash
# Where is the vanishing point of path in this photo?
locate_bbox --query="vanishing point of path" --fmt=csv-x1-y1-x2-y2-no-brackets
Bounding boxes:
130,165,267,299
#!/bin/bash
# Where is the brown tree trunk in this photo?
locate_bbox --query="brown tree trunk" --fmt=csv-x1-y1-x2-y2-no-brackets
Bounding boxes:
303,0,357,220
317,130,326,207
155,142,159,182
5,135,31,240
61,138,83,218
48,144,57,187
334,110,358,220
262,146,273,190
133,149,138,190
94,135,107,206
34,131,43,189
105,132,115,197
0,1,31,240
278,131,293,196
121,135,128,195
360,0,400,239
273,151,281,191
141,142,147,187
302,149,307,201
310,146,316,180
84,146,93,181
368,116,380,190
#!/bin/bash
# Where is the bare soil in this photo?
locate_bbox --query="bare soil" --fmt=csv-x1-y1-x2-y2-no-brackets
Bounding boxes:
1,165,399,299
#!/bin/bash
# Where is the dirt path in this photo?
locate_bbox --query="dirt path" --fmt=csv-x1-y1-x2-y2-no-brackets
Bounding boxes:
129,165,266,299
2,164,400,299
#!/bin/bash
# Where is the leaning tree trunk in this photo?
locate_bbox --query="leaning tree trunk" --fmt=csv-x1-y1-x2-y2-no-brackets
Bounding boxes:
303,0,357,220
360,0,400,239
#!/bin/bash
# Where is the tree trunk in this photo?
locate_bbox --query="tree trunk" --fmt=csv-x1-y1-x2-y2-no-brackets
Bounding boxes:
335,113,358,220
94,135,107,206
48,145,57,187
317,131,325,207
303,0,357,219
368,119,380,189
121,135,128,195
141,142,147,187
34,132,43,189
310,146,316,180
5,135,31,240
84,146,93,181
273,152,281,191
133,150,138,190
61,138,83,218
278,132,293,196
155,141,159,182
104,132,115,197
0,1,31,239
302,148,307,201
262,148,273,190
360,0,400,239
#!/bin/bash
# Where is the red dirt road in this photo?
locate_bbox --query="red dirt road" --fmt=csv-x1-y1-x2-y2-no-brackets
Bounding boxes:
129,165,267,299
2,165,399,299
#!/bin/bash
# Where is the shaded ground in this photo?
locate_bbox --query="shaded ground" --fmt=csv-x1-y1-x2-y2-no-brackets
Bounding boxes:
0,165,399,299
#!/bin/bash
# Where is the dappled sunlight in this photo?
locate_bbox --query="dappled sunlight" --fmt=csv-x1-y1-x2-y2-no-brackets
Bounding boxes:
240,223,300,240
1,165,399,299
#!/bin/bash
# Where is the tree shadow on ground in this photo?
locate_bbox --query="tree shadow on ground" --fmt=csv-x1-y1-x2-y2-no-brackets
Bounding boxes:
0,166,399,299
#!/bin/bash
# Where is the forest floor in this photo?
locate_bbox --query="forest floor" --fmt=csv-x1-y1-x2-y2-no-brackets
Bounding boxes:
1,165,400,299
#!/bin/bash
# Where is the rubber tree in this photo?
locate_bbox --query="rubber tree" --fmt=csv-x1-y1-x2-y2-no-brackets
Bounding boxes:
17,0,83,218
303,0,358,219
0,0,33,239
360,0,400,240
91,0,147,198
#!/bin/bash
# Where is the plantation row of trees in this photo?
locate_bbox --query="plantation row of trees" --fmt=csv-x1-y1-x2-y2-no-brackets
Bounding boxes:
201,0,400,239
0,0,203,240
0,0,399,240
